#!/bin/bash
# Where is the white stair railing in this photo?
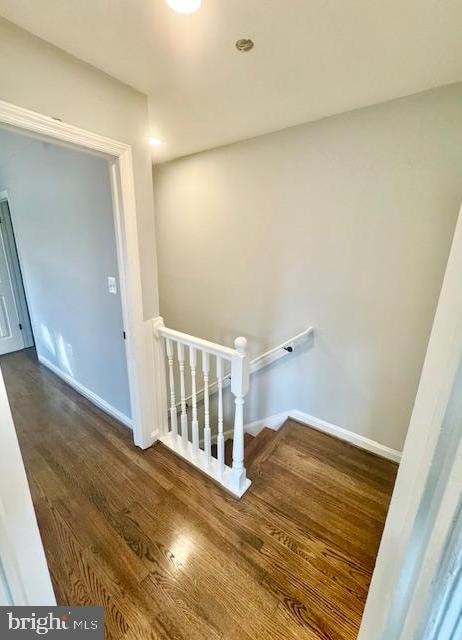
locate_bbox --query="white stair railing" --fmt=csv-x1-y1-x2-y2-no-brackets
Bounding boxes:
153,318,251,498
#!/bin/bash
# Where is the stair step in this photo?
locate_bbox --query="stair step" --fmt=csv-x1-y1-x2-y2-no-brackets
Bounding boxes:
245,427,282,480
245,427,277,467
224,432,254,465
223,428,280,474
211,432,254,465
224,439,233,466
209,427,281,474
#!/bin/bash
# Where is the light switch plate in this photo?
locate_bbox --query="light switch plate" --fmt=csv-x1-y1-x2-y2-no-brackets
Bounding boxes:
108,276,117,295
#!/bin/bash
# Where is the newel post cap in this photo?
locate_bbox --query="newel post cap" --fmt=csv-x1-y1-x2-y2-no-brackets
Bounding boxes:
152,316,165,337
234,336,247,354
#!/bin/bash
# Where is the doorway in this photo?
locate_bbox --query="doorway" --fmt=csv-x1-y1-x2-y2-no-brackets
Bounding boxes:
0,97,159,451
0,196,33,356
0,126,132,425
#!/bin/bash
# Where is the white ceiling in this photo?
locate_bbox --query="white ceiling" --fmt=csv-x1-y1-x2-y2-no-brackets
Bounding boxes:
1,0,462,162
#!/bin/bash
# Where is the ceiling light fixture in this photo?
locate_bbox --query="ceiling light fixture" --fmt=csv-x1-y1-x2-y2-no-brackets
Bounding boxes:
148,137,162,147
165,0,201,14
235,38,254,52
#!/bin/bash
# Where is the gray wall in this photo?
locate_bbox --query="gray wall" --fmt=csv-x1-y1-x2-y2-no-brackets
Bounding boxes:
0,128,131,419
154,83,462,452
0,17,159,319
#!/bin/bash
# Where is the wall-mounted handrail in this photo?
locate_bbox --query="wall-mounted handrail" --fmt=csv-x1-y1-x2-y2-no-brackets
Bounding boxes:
249,326,314,374
181,326,313,407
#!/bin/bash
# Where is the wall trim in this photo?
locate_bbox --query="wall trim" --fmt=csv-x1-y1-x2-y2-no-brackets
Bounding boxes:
37,354,133,429
244,411,290,436
244,409,402,462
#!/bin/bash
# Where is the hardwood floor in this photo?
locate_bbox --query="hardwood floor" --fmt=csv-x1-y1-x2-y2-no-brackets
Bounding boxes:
1,348,398,640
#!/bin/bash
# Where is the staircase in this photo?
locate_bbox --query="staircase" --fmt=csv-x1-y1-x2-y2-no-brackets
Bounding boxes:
212,427,281,477
152,317,312,498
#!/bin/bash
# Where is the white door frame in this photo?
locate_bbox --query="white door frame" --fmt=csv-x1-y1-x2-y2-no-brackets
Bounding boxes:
0,98,159,450
359,203,462,638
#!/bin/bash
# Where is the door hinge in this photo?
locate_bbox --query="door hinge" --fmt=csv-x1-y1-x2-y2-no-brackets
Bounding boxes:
123,331,126,340
19,323,23,330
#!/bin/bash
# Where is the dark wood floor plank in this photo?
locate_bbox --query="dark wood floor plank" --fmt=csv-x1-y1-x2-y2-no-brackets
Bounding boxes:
1,348,397,640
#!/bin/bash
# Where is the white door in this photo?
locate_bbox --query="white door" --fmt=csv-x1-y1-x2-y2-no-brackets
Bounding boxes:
0,205,24,355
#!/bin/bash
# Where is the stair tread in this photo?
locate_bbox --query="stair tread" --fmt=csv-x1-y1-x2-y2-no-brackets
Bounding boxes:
211,432,254,465
210,425,283,473
224,433,256,465
245,427,280,472
245,427,275,456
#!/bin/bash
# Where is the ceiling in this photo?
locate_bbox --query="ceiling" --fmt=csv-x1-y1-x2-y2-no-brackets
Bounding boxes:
1,0,461,162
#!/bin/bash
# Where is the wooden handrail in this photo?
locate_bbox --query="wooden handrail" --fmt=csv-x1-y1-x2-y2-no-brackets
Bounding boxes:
158,326,236,360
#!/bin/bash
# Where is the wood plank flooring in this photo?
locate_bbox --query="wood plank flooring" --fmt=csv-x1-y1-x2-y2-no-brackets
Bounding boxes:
1,348,398,640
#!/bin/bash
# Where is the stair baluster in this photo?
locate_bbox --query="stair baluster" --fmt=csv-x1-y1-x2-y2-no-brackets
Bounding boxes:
177,342,188,447
202,351,211,467
216,356,224,475
166,338,178,439
190,346,199,458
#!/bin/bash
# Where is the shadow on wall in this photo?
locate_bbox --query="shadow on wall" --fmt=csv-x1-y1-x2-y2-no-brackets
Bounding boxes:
40,322,74,377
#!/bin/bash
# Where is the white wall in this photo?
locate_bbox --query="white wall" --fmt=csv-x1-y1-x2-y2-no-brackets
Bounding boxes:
0,17,159,319
0,128,131,419
154,83,462,452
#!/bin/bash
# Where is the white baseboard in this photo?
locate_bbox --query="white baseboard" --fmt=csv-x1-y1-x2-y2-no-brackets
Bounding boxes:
244,411,291,436
244,408,402,463
37,354,133,429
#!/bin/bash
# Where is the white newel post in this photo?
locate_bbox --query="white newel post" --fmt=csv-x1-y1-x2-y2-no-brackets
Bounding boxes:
152,316,169,437
231,337,250,494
